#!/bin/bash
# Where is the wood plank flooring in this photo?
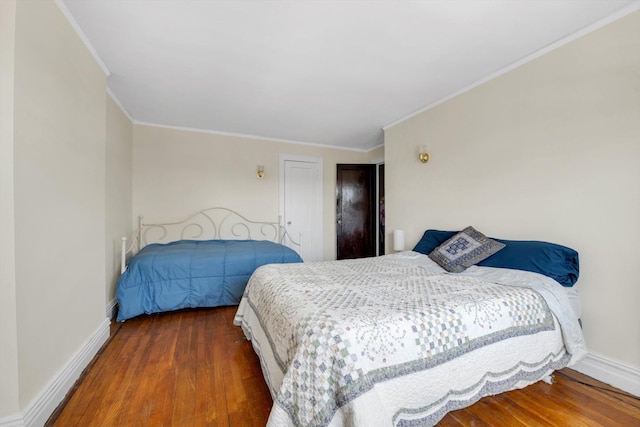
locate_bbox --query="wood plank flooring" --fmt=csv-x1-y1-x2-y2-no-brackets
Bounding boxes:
47,306,640,426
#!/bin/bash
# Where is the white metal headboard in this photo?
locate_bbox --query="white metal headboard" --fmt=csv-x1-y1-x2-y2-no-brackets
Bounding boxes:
121,207,302,274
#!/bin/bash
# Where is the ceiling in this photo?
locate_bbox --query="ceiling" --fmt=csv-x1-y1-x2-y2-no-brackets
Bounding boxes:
60,0,638,151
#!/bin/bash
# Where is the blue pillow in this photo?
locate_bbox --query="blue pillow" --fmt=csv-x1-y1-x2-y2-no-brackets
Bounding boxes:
413,229,579,287
413,230,457,254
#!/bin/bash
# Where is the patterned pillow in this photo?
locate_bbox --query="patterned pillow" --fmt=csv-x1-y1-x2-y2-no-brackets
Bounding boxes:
428,226,505,273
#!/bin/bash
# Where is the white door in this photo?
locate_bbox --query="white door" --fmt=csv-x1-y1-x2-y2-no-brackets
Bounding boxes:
279,154,323,262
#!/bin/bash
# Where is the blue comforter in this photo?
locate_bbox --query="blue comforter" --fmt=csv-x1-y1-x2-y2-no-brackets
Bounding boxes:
116,239,302,321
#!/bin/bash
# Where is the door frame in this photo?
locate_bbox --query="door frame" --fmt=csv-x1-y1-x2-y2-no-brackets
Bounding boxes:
279,153,324,261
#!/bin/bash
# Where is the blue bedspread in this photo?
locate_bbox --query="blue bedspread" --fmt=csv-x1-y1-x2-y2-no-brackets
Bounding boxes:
116,239,302,321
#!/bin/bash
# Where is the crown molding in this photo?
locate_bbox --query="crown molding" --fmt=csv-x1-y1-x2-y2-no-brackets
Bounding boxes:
54,0,110,76
383,1,640,131
134,121,374,153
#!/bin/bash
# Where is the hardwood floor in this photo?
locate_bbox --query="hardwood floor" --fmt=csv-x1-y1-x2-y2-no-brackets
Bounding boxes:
47,306,640,426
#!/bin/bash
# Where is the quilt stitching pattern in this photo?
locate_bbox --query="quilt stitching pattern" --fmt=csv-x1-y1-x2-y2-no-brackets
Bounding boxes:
244,257,555,427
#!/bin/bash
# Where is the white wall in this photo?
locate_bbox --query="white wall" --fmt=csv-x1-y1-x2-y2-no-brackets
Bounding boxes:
0,0,20,420
13,0,108,406
385,11,640,371
133,124,377,261
106,95,133,308
0,1,134,423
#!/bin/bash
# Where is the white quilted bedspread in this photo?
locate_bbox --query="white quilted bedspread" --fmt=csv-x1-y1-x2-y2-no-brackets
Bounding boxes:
234,252,585,427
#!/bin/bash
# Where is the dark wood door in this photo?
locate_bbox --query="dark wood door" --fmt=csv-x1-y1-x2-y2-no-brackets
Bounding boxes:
378,163,385,256
336,164,376,260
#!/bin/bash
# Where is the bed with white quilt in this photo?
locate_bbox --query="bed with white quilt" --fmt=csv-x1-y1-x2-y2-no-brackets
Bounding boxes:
234,227,586,426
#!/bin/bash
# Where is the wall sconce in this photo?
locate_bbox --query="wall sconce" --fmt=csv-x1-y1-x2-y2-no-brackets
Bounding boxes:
393,229,405,252
418,145,430,163
256,165,265,179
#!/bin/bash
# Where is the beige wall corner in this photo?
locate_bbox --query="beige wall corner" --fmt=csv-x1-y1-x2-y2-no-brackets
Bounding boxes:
106,95,133,308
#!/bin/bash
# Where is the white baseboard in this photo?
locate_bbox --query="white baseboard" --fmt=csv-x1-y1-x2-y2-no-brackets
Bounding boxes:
0,415,24,427
0,318,110,427
105,298,117,320
572,351,640,397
